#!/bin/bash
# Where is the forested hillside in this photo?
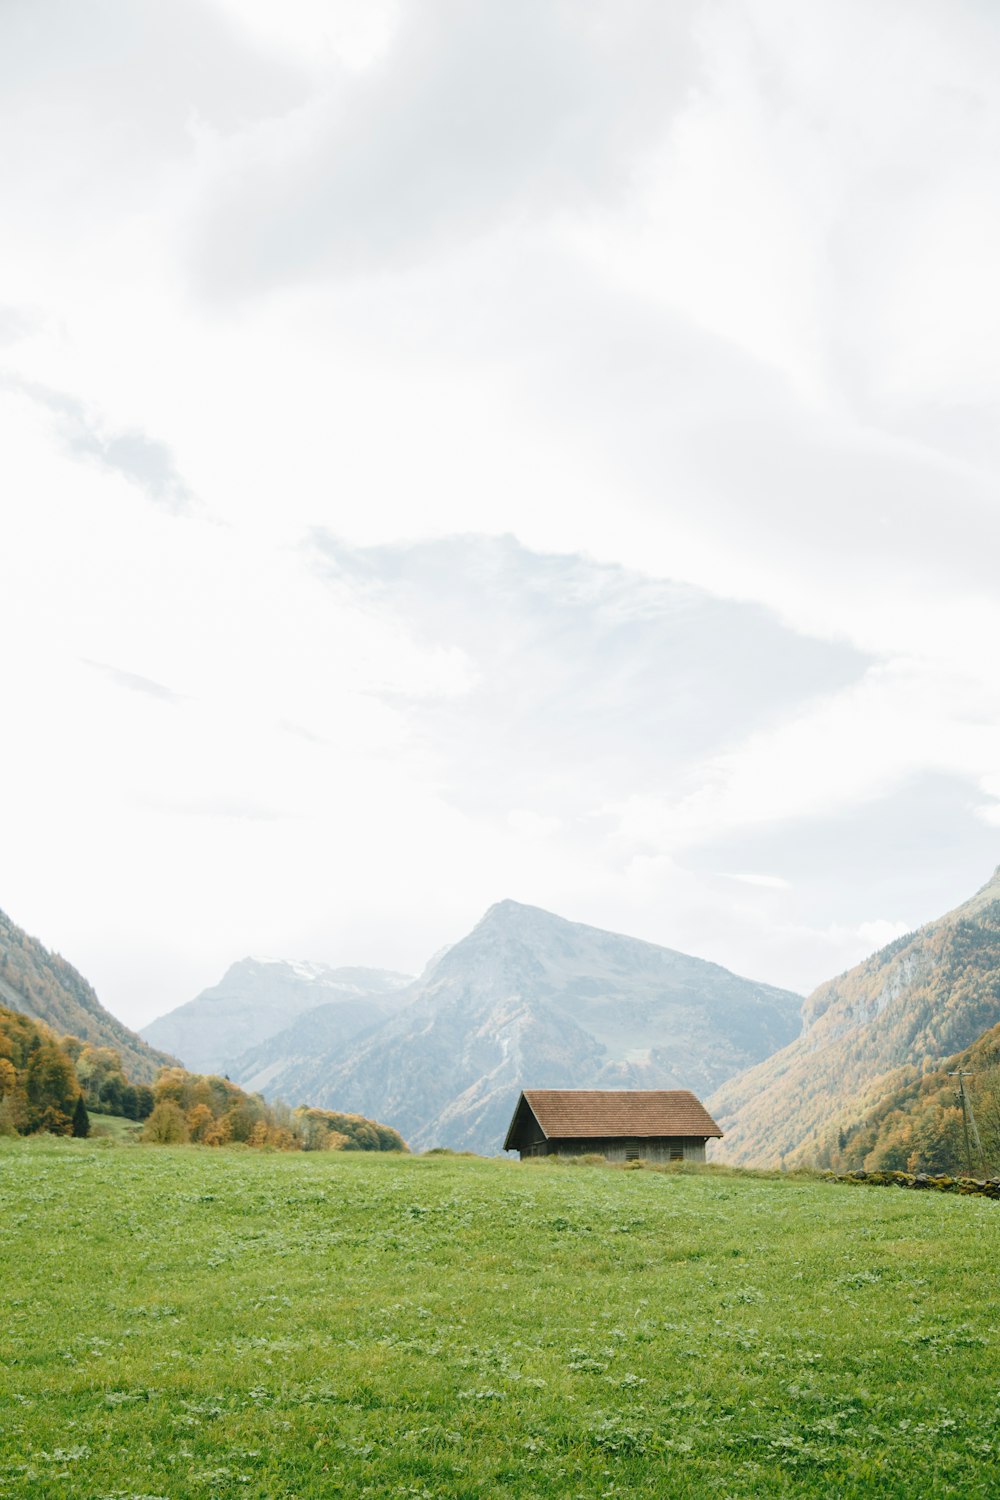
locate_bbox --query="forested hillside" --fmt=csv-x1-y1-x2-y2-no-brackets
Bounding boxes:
709,867,1000,1166
0,1000,406,1152
146,1067,407,1152
830,1020,1000,1175
0,909,176,1082
0,1004,89,1136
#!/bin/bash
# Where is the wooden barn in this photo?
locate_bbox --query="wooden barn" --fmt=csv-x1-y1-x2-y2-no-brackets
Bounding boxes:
503,1089,723,1163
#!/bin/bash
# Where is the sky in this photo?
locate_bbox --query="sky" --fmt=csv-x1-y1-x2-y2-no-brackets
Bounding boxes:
2,0,999,1028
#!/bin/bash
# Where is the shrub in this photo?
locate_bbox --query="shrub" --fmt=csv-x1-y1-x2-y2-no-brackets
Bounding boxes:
142,1100,190,1144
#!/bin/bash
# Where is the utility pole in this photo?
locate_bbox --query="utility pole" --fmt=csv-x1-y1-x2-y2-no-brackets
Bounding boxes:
949,1071,986,1176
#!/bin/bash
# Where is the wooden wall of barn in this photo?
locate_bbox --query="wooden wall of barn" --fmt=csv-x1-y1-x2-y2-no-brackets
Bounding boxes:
522,1137,708,1163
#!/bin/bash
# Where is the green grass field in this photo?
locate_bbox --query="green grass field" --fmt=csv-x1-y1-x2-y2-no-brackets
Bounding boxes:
86,1112,144,1143
1,1139,998,1498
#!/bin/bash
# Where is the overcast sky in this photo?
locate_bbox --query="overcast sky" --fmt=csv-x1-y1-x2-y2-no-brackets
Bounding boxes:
2,0,999,1028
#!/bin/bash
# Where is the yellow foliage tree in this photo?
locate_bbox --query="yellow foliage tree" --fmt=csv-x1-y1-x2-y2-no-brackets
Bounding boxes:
186,1103,214,1142
142,1099,190,1144
202,1115,232,1147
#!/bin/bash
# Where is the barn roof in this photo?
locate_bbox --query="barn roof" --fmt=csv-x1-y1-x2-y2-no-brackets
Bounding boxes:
504,1089,723,1149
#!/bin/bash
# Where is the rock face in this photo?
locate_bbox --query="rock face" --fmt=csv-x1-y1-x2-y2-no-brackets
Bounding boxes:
141,959,413,1076
234,995,409,1095
0,908,176,1083
237,900,803,1154
708,866,1000,1167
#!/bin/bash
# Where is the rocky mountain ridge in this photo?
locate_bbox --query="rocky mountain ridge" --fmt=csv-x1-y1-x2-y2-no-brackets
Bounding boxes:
229,899,803,1153
708,866,1000,1166
140,957,413,1076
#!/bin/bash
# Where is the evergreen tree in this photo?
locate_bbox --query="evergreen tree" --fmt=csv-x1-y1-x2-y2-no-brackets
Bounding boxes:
134,1084,155,1120
72,1094,90,1138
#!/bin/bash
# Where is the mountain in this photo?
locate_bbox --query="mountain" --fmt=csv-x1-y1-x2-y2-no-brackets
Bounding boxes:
238,899,803,1154
235,996,407,1095
708,866,1000,1167
141,958,413,1075
0,908,176,1083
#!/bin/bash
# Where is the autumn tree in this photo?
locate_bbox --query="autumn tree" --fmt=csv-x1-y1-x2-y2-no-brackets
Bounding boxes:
141,1099,190,1144
36,1104,73,1135
202,1115,232,1147
25,1040,80,1132
76,1045,126,1101
186,1103,214,1142
0,1057,16,1099
220,1100,263,1143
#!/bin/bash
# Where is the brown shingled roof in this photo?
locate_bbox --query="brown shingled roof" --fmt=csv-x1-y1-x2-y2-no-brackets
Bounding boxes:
516,1089,723,1143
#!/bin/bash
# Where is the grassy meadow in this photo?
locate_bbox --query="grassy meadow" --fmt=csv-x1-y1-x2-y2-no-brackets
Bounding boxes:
85,1112,144,1143
1,1140,998,1498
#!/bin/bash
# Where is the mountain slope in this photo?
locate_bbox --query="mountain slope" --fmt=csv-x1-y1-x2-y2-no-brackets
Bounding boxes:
838,1019,1000,1176
0,908,176,1084
246,899,803,1153
142,959,413,1075
234,996,406,1094
708,866,1000,1166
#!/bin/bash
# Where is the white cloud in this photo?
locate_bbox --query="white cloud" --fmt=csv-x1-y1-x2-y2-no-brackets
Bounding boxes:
189,0,699,297
721,873,791,891
1,1,998,1023
607,657,1000,861
206,0,400,73
507,810,562,841
857,918,911,949
2,376,197,514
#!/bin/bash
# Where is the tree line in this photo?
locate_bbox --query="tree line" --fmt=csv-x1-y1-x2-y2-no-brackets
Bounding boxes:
144,1069,406,1151
0,1004,406,1152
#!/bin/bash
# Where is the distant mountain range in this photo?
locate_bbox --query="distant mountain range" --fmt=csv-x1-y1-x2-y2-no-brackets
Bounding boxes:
0,908,175,1083
709,866,1000,1166
140,958,413,1076
200,899,803,1153
12,868,1000,1170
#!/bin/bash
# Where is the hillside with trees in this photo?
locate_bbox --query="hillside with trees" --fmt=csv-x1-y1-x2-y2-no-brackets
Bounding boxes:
826,1020,1000,1176
709,866,1000,1166
0,1004,91,1137
145,1067,407,1151
0,908,176,1082
0,1003,405,1152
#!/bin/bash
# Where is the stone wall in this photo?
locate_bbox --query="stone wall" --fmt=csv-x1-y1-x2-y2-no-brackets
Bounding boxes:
826,1169,1000,1199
